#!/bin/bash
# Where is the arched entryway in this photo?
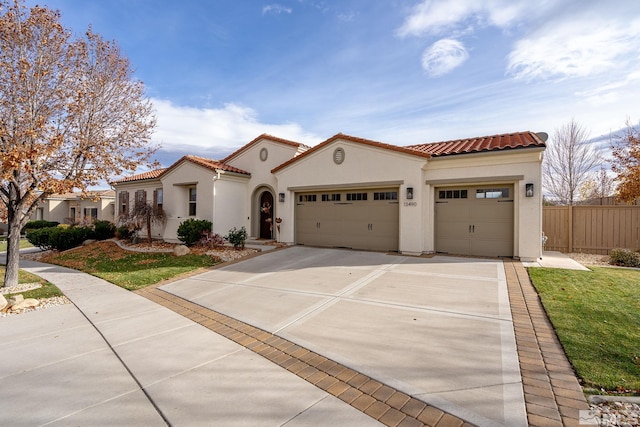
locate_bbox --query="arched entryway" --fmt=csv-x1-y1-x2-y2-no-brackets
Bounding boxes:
259,191,274,239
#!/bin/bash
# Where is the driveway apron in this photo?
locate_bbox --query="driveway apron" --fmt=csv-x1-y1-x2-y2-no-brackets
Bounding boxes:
160,246,527,427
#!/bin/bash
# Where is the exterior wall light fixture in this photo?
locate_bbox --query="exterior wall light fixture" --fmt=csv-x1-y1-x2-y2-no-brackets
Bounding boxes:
279,193,285,202
525,183,534,197
406,187,414,200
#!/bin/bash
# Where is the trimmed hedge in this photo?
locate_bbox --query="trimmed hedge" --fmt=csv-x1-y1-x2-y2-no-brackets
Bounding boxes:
93,220,115,240
23,220,59,232
177,219,212,246
27,226,93,251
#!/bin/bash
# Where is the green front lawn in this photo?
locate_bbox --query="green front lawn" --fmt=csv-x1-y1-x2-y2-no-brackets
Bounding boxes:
0,238,34,252
0,267,63,299
40,241,218,291
529,267,640,393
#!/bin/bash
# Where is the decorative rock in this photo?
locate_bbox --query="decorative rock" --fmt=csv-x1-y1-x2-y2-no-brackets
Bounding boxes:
0,293,7,311
7,294,24,306
10,298,40,311
173,245,191,256
83,239,97,246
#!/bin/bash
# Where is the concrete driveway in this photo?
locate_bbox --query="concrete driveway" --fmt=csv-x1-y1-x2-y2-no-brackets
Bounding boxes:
161,246,527,427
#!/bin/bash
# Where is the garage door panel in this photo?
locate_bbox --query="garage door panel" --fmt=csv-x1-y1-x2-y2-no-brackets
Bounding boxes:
436,238,470,255
295,189,398,251
435,185,513,257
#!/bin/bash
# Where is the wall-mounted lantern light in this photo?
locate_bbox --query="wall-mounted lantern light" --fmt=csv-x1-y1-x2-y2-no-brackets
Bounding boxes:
279,193,285,203
406,187,414,200
525,183,534,197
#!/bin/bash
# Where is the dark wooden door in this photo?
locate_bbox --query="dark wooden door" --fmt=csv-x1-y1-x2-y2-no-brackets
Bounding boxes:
259,192,274,239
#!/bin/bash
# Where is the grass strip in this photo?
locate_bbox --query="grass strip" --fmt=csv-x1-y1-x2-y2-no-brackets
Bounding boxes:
529,266,640,393
40,241,218,291
0,267,63,299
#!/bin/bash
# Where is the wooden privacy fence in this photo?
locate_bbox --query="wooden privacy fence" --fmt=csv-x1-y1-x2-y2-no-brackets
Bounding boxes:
543,205,640,254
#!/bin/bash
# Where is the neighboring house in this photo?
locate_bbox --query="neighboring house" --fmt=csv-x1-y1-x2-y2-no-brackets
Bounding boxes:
30,190,115,224
113,131,546,261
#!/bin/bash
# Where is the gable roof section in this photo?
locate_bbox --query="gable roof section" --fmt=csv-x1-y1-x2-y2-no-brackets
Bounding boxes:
222,133,310,164
271,133,432,173
48,190,115,199
112,168,167,184
407,131,546,157
164,155,250,176
113,154,251,185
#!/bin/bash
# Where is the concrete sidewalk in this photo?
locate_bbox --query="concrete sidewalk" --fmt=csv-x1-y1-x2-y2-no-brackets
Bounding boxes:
0,258,380,426
521,251,590,270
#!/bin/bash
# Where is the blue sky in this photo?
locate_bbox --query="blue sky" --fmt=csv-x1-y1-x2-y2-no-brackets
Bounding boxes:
25,0,640,166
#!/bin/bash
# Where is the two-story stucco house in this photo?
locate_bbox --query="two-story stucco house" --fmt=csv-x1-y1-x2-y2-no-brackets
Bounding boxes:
113,131,546,261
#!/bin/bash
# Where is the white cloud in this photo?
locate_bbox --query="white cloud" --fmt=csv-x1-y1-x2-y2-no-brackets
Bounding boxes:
151,99,323,157
398,1,640,84
396,0,538,37
337,11,357,22
507,19,640,81
262,4,293,15
421,39,469,77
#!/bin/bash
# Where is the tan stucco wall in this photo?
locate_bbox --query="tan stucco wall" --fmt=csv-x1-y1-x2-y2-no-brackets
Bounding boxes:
423,149,544,261
274,138,427,254
115,180,163,239
161,162,216,242
226,138,300,237
213,176,249,237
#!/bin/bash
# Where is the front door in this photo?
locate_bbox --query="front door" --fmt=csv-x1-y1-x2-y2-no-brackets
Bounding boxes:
259,191,274,239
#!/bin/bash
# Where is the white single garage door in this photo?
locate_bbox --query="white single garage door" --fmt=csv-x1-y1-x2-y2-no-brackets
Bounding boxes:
295,188,399,252
435,185,514,257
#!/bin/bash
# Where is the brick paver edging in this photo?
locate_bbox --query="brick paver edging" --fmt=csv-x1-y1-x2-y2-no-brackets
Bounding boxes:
136,286,474,427
504,260,590,427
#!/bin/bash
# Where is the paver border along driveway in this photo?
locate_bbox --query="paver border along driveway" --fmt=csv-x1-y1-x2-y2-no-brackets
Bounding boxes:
159,246,528,427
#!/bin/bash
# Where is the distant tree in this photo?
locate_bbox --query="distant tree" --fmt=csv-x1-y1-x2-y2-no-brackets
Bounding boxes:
577,166,615,202
543,119,601,205
610,119,640,203
0,1,157,287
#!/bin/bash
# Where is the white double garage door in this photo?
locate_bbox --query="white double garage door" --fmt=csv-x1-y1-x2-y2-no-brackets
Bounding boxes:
295,184,514,257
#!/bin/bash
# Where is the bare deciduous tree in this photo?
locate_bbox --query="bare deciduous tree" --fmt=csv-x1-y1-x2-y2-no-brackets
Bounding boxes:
610,119,640,203
543,119,601,205
578,166,615,202
0,0,157,287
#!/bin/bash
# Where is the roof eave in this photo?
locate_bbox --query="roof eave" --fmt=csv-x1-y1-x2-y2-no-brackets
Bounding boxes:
427,145,546,159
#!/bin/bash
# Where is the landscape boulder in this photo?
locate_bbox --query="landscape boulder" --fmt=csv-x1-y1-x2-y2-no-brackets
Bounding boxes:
10,298,40,312
173,245,191,256
0,293,7,311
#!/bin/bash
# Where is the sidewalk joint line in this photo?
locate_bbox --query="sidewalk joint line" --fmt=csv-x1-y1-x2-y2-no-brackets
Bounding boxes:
138,286,472,427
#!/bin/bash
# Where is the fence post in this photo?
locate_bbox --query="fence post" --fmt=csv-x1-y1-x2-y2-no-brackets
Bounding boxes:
568,205,573,253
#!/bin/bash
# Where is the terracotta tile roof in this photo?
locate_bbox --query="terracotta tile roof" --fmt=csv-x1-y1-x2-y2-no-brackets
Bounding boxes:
111,168,167,184
166,155,250,176
222,133,310,163
113,154,250,185
406,131,546,157
48,190,115,199
271,133,432,173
